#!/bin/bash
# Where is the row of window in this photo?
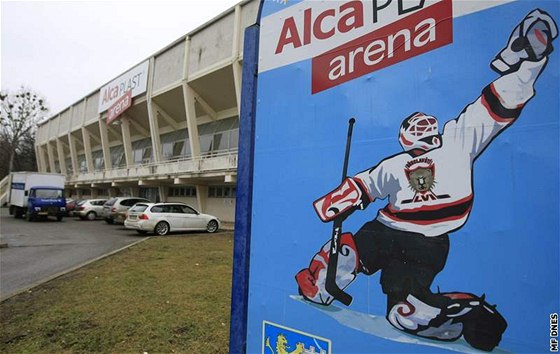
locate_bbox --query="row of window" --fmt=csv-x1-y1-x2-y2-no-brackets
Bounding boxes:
208,186,236,198
67,186,235,199
169,187,197,197
47,118,239,174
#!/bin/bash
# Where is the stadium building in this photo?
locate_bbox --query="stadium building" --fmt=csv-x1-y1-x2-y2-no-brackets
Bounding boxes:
33,0,259,222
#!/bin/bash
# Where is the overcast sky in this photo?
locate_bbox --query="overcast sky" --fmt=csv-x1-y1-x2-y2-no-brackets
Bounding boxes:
1,0,241,115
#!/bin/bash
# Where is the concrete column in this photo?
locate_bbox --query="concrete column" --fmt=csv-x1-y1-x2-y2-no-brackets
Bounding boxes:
182,84,201,158
182,37,201,159
46,141,56,173
158,185,168,203
98,118,112,170
146,58,162,163
40,145,49,172
81,127,94,172
195,184,208,213
68,133,79,176
34,145,42,172
121,116,134,167
56,139,67,175
36,145,45,172
232,4,243,113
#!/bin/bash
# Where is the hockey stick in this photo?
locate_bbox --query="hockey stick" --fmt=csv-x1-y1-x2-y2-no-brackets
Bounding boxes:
325,118,355,306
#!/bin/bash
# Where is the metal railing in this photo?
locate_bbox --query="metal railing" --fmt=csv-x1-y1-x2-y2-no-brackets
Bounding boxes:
66,149,238,185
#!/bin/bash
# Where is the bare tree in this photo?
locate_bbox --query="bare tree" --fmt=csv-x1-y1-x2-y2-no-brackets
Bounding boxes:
0,87,49,178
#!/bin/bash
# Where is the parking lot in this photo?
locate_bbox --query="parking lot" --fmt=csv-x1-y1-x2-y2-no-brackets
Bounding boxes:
0,208,148,300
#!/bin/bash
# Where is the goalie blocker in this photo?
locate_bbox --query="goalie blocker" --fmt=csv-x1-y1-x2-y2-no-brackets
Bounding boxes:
313,177,370,222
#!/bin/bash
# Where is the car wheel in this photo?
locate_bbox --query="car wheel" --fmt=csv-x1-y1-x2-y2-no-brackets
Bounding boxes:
56,215,63,222
26,213,34,222
136,230,148,235
86,211,97,221
105,218,114,224
154,221,170,236
206,220,219,233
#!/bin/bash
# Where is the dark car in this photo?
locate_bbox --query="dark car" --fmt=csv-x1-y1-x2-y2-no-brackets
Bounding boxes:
65,198,79,216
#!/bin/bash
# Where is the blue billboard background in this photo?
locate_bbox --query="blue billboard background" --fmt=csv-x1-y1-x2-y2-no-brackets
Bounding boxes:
245,1,559,353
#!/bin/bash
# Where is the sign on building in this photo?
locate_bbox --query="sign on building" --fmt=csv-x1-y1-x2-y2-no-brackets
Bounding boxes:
97,60,149,115
232,0,559,353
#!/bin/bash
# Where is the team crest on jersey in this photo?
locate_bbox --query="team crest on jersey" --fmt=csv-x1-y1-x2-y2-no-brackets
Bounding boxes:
403,157,449,204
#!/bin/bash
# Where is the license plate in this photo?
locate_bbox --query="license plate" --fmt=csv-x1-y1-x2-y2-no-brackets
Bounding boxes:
38,212,48,215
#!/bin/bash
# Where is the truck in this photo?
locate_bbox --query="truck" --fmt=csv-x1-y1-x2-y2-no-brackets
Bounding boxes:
8,172,67,221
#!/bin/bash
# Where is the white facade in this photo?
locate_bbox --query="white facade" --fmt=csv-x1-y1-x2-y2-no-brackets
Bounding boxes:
34,0,259,222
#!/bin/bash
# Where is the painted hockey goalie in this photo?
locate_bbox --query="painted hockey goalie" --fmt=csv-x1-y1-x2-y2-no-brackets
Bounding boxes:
296,9,557,352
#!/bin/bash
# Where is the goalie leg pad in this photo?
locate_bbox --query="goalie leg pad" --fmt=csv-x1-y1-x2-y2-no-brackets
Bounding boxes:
296,233,359,305
387,294,464,341
387,291,507,350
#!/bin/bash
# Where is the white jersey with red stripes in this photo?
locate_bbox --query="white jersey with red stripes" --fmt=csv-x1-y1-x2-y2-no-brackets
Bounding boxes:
354,59,545,237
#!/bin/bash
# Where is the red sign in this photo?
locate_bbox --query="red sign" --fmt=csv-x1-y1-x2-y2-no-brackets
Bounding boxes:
311,0,452,93
107,90,132,124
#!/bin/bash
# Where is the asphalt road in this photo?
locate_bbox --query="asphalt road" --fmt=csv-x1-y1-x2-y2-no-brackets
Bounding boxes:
0,208,148,300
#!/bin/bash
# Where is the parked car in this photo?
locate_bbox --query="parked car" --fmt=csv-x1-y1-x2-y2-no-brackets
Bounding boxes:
102,197,150,224
74,199,108,220
65,198,78,216
124,203,220,235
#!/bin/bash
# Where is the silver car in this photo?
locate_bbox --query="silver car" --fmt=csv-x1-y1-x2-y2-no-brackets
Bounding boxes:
102,197,150,224
124,203,220,235
74,199,108,220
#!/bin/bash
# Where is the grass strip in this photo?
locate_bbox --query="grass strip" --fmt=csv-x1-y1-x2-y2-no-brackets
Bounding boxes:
0,232,233,354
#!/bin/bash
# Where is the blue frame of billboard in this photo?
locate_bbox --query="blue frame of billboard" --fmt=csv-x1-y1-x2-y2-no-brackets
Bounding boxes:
229,2,263,353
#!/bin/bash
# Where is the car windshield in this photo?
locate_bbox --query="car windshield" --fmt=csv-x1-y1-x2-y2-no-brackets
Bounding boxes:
130,204,148,212
105,198,117,206
77,200,87,206
33,189,63,199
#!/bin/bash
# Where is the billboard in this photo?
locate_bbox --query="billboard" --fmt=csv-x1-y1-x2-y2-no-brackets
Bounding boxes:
97,60,149,114
233,1,559,353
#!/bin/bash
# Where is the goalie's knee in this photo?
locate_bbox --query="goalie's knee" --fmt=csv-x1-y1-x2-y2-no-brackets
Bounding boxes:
295,233,359,305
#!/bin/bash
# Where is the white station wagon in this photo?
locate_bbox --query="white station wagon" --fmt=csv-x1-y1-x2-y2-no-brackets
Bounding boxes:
124,203,220,235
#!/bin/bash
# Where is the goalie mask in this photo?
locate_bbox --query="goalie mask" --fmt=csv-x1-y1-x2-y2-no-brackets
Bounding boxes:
399,112,442,152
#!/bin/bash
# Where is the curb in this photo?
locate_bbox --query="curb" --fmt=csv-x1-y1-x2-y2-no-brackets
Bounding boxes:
0,237,151,302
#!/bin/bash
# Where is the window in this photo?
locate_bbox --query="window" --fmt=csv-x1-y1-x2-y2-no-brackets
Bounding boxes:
198,117,239,156
180,205,197,214
142,147,152,164
172,141,184,157
78,155,87,172
130,204,148,212
168,187,196,197
33,189,63,199
150,206,163,213
112,153,124,167
208,186,236,198
66,158,73,175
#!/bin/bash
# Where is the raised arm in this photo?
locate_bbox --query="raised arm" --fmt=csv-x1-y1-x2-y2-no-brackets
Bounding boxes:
443,9,557,159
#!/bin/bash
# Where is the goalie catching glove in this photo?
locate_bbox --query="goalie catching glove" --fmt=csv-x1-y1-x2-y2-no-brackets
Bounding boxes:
491,8,558,74
313,178,369,222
